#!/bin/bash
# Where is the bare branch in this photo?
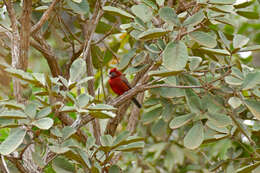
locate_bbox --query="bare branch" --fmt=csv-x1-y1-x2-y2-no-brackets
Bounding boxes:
127,93,144,134
82,0,108,145
20,0,32,71
31,34,62,77
31,0,61,33
5,156,28,173
3,0,22,102
0,155,9,173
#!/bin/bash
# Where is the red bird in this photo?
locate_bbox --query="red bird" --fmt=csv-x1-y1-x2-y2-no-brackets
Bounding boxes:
108,68,141,108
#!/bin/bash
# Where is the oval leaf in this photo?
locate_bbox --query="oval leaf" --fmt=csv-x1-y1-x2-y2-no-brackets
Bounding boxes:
70,58,86,82
244,99,260,120
207,112,232,127
36,107,52,119
163,41,189,71
103,6,134,19
228,97,242,109
233,34,249,49
183,10,205,26
159,7,180,26
25,103,38,119
184,121,204,149
0,129,26,155
242,72,260,90
170,113,195,129
32,118,54,130
137,28,169,40
0,110,27,119
189,31,217,48
131,4,152,22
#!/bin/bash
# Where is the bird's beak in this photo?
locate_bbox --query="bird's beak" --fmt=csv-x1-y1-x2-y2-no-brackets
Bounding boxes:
108,73,112,77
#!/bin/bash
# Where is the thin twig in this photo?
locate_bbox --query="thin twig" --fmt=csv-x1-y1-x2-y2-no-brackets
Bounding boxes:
82,0,108,145
229,110,257,147
1,155,9,173
31,0,61,33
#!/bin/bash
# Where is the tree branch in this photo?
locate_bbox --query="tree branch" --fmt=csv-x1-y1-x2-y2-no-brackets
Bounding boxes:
0,155,9,173
31,34,62,77
82,0,108,145
20,0,32,71
31,0,60,33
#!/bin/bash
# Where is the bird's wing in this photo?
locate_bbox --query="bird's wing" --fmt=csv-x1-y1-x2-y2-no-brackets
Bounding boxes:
120,75,132,89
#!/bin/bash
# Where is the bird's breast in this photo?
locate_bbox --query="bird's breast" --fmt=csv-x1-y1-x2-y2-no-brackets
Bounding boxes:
109,77,130,95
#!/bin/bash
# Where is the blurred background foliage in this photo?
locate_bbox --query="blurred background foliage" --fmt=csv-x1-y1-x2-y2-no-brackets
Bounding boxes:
1,0,260,172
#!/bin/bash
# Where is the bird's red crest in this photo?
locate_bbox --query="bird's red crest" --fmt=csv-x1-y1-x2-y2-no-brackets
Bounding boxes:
109,68,122,76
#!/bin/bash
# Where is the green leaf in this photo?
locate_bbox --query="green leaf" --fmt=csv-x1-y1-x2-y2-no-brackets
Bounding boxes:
207,112,232,127
189,56,202,71
66,0,89,16
218,31,230,50
101,135,113,146
224,76,243,86
52,157,75,173
0,101,24,110
77,93,91,108
131,4,152,22
50,146,70,154
200,47,230,55
69,58,86,82
236,11,259,19
75,76,94,87
32,118,54,130
233,34,249,49
142,107,162,124
244,99,260,120
5,68,35,84
206,120,229,134
113,136,144,149
156,0,165,6
151,119,167,138
185,89,202,113
239,45,260,52
209,5,234,13
25,103,38,119
242,72,260,90
228,97,242,109
159,7,180,26
236,161,260,173
184,121,204,149
88,104,117,111
90,111,116,119
137,28,169,40
132,52,146,67
0,128,26,155
148,69,183,77
112,131,130,146
234,0,255,9
163,41,189,71
109,165,121,173
62,126,77,140
36,107,52,119
169,113,195,129
115,141,144,151
118,49,136,70
142,0,158,10
32,73,46,86
0,110,27,119
183,10,205,26
103,6,134,19
189,31,217,48
209,0,236,5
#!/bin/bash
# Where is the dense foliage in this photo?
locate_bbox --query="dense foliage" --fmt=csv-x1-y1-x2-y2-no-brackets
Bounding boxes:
1,0,260,172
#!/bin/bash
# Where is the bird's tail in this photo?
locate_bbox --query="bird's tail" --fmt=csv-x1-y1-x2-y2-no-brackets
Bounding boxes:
131,97,141,108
